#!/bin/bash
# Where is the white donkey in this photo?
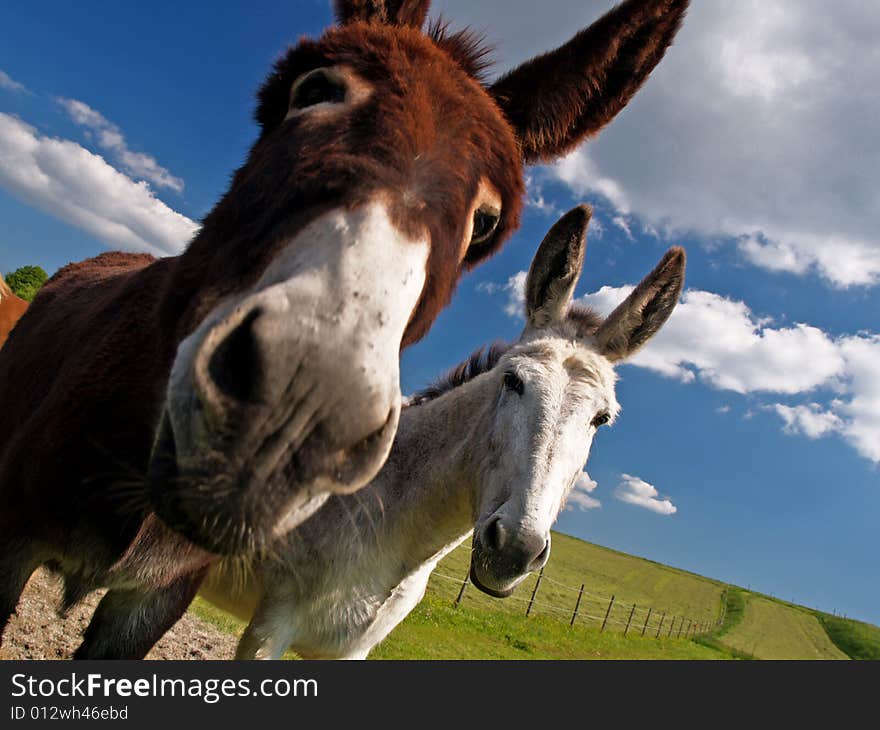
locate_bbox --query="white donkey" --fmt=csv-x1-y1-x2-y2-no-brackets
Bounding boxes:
201,206,686,659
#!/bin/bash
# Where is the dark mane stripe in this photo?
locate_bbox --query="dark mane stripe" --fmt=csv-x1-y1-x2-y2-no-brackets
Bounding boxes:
409,340,510,406
566,304,603,337
427,18,495,82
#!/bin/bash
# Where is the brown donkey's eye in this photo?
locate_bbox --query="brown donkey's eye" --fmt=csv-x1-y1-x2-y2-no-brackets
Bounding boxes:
290,69,347,110
592,412,611,428
471,207,500,247
503,371,524,396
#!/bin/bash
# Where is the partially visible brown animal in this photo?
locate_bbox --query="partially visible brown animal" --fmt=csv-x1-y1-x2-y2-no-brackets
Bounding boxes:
0,274,28,350
0,0,689,660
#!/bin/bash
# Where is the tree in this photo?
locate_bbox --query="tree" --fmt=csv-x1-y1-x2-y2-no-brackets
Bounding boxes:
6,265,48,302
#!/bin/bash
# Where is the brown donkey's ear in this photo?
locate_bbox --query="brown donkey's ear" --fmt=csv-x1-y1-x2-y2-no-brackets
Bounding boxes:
595,247,685,362
526,205,592,328
490,0,689,163
334,0,431,28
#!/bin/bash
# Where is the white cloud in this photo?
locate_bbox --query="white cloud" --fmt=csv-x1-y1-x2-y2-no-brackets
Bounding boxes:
612,216,634,241
772,403,844,439
716,405,732,415
554,146,630,215
436,0,880,288
566,471,601,511
57,97,184,193
614,474,676,515
828,336,880,463
480,272,880,464
0,70,26,94
580,286,847,395
0,112,198,256
477,270,526,318
524,174,561,217
581,285,880,463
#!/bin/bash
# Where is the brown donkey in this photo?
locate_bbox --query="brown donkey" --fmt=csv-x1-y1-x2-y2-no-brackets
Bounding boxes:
0,274,28,350
0,0,689,659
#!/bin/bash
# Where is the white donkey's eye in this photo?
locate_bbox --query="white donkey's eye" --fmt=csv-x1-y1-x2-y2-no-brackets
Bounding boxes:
503,370,524,396
290,68,348,110
591,411,611,428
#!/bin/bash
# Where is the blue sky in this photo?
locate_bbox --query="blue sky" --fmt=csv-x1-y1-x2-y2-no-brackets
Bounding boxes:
1,1,878,624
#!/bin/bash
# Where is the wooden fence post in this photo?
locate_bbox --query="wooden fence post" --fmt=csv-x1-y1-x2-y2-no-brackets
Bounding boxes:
624,604,637,636
570,584,585,627
600,595,616,633
668,616,676,637
525,566,544,617
655,612,666,638
641,607,653,637
685,620,692,638
677,618,685,638
454,570,469,606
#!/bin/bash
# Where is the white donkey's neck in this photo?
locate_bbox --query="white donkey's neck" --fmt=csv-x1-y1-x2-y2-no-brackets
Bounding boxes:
374,379,491,552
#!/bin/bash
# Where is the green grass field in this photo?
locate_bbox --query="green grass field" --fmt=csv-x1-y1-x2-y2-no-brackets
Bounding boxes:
715,595,847,660
424,534,725,635
369,596,730,660
190,530,879,660
817,614,880,660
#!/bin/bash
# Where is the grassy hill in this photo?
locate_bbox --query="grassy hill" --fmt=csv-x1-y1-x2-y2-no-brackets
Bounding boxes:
711,591,847,660
190,531,879,660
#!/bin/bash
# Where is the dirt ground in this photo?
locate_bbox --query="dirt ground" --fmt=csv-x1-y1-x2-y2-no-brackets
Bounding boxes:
0,568,237,660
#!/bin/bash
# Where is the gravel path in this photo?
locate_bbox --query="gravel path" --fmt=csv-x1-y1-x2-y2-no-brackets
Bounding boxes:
0,568,238,660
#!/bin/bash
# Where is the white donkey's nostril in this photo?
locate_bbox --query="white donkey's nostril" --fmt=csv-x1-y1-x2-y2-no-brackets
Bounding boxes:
528,538,551,572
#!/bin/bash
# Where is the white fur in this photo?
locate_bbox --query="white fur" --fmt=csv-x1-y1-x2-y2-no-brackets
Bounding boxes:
200,324,620,660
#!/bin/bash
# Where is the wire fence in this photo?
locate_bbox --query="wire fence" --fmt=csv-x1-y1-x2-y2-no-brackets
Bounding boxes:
428,553,724,640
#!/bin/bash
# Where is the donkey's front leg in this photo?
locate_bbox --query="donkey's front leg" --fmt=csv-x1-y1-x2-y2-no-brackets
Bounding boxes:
73,567,208,660
0,535,44,647
235,600,295,660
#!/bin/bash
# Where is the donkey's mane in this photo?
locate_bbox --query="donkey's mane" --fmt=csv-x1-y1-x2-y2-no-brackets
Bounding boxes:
427,18,495,83
566,304,603,337
408,341,510,407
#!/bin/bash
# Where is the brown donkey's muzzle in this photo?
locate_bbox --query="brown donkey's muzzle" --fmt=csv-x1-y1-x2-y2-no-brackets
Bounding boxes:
149,201,427,555
150,300,403,555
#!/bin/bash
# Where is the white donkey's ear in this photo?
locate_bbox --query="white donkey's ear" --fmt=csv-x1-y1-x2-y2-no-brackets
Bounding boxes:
525,205,591,328
596,247,685,362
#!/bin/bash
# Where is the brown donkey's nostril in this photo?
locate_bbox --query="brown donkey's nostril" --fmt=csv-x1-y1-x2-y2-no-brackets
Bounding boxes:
207,308,264,405
482,516,508,552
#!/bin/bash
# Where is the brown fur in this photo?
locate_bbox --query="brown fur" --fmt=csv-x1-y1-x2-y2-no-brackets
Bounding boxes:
248,22,525,344
567,304,604,338
491,0,689,162
0,0,689,658
334,0,431,29
0,274,28,350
